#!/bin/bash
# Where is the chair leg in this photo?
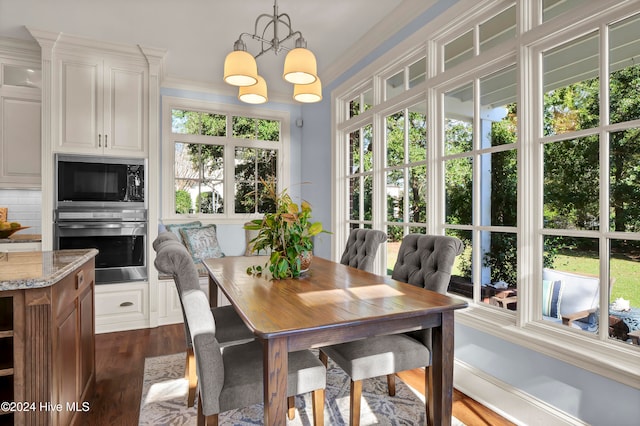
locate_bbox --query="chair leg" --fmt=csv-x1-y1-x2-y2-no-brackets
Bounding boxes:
350,379,362,426
197,394,219,426
288,396,296,420
425,366,432,426
319,350,328,367
312,389,325,426
186,347,197,407
386,374,396,396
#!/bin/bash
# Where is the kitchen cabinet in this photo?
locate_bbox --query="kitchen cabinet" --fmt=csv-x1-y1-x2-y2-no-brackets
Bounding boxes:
55,53,148,157
0,51,41,188
0,250,96,426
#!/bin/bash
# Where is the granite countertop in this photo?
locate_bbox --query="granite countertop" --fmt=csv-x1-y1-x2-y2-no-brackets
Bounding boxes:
0,233,42,243
0,249,98,291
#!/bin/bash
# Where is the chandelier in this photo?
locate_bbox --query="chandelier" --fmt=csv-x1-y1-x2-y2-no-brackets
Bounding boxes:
223,0,322,104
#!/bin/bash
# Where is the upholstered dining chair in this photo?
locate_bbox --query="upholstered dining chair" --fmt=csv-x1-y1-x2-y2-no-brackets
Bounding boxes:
320,233,464,426
153,232,254,407
340,228,387,272
182,288,327,426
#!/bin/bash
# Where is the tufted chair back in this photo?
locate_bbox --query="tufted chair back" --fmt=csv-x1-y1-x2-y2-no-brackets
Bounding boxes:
391,234,464,348
340,229,388,272
391,234,463,293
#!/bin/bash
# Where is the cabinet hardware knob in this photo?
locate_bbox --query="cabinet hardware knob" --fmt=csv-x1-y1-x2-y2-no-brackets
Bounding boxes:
76,270,84,289
119,301,134,307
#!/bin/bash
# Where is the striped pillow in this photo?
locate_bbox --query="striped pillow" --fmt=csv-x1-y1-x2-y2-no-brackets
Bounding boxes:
542,279,563,318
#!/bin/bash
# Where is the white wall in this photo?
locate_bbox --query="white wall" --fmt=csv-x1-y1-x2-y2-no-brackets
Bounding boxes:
0,189,42,233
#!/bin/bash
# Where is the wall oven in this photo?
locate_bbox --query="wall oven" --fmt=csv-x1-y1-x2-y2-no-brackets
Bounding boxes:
54,209,147,284
54,155,148,285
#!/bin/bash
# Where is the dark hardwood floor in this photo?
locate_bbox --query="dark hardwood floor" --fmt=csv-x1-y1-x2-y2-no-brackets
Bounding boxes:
82,324,514,425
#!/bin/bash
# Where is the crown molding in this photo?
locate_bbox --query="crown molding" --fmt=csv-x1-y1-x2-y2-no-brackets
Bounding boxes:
321,0,438,86
0,36,41,61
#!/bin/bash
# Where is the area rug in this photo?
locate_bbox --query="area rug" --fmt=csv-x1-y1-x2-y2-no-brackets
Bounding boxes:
139,352,465,425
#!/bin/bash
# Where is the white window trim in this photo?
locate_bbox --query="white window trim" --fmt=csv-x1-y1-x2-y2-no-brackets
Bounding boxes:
161,96,291,224
331,0,640,390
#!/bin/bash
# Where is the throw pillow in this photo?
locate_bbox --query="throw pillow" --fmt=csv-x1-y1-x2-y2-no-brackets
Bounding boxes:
179,224,225,263
542,279,563,318
165,221,202,243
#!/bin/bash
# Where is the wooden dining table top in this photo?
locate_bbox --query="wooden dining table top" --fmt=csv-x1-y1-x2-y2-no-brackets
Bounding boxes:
203,255,468,344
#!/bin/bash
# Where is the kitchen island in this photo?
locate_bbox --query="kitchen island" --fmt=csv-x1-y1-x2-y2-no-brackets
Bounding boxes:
0,249,97,426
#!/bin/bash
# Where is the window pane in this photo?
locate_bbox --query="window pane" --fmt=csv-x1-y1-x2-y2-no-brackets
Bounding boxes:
609,14,640,125
257,119,280,141
445,30,473,70
543,32,600,136
387,170,404,222
480,66,517,148
445,84,473,155
175,178,197,214
349,97,361,118
363,174,373,220
201,113,226,136
362,89,373,111
446,229,472,282
172,109,204,134
480,6,516,52
349,177,360,220
610,128,640,232
363,125,373,172
609,239,640,344
386,225,405,275
445,157,473,225
542,236,599,333
544,136,599,230
386,112,404,167
408,58,426,88
482,231,518,287
408,103,427,162
480,150,517,227
408,165,426,223
232,116,257,138
349,130,360,174
386,70,404,100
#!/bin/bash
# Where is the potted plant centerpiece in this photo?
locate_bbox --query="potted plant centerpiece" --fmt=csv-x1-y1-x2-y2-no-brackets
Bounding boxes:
244,180,325,279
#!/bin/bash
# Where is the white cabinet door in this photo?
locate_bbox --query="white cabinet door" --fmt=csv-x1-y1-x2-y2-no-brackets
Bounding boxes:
103,61,147,155
56,55,147,157
0,92,41,187
58,56,102,153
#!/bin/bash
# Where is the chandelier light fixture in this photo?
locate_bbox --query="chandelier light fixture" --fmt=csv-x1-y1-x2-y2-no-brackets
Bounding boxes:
223,0,322,104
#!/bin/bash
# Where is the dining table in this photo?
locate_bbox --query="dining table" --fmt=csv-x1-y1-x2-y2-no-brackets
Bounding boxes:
203,255,468,425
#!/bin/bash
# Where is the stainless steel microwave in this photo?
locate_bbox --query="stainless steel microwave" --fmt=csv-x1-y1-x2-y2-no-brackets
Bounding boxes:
55,154,145,209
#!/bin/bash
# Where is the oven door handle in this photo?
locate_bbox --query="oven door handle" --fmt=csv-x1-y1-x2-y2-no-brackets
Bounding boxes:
56,222,146,230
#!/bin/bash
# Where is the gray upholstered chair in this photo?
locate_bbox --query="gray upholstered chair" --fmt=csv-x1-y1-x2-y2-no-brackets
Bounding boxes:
181,288,326,426
320,233,463,426
153,232,254,407
340,228,387,272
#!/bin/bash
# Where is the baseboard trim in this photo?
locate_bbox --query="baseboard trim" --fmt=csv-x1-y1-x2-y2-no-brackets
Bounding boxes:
454,359,589,426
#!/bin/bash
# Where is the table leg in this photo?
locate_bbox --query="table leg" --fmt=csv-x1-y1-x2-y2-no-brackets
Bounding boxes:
208,275,218,308
428,311,454,426
263,337,288,426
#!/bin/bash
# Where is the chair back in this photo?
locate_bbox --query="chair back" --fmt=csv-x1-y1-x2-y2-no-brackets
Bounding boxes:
391,234,463,348
181,289,225,415
340,229,387,272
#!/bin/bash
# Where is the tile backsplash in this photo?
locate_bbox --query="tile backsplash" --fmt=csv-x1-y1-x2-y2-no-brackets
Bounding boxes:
0,189,42,233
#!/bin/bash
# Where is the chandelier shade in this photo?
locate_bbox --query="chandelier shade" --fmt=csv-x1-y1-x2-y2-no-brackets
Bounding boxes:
283,48,318,85
293,78,322,103
222,0,321,103
223,50,258,87
238,76,268,104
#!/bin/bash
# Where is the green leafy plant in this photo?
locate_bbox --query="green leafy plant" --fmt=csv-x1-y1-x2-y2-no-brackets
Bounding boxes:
244,180,326,279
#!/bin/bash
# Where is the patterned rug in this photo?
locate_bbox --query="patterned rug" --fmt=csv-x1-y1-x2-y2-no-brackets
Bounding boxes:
139,352,465,425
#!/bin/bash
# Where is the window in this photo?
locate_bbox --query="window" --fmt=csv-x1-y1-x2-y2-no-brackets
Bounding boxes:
163,98,289,219
333,0,638,388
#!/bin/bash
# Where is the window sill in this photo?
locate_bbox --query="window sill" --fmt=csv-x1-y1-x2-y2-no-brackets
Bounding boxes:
454,302,640,390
